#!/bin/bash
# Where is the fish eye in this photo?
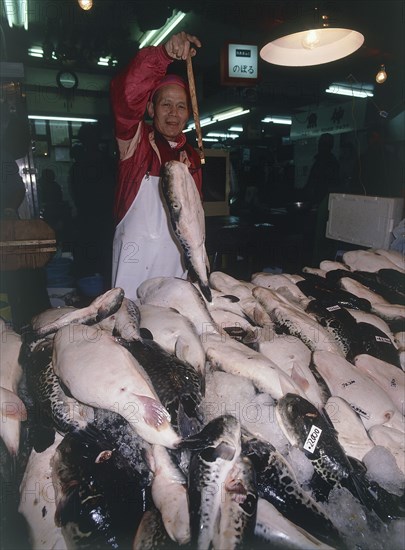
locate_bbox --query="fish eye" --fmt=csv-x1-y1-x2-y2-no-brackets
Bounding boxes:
173,202,180,210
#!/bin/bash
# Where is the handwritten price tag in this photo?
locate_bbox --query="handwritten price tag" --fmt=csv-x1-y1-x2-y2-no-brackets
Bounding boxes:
304,425,322,453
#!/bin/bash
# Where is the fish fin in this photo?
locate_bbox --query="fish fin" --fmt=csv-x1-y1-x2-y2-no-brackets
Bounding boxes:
139,396,171,429
290,362,310,392
140,327,154,340
200,283,212,302
175,337,190,363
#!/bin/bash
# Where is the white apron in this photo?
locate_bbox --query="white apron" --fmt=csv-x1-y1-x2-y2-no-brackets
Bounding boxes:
112,173,186,301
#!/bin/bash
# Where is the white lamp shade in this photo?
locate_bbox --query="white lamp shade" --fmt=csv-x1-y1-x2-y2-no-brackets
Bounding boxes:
260,28,364,67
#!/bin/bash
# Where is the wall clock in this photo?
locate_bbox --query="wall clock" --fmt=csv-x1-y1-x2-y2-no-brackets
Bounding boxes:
56,70,79,90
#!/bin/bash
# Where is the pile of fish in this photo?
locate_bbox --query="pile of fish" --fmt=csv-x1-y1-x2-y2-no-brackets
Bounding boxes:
1,243,404,549
1,158,405,549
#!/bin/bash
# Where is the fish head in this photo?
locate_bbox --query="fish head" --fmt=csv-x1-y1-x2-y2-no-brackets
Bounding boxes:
276,393,322,447
179,414,241,455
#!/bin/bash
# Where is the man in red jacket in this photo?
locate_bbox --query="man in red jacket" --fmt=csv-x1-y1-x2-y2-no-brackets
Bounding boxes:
110,31,203,300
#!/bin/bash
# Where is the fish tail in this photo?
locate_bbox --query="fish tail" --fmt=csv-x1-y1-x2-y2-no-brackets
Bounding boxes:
200,283,212,302
347,457,405,522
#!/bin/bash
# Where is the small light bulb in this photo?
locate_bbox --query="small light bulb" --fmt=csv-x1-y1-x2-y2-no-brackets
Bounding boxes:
376,65,387,84
78,0,93,10
302,30,320,50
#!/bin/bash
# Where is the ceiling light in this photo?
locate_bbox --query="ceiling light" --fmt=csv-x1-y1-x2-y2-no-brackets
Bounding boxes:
201,137,219,142
214,107,250,122
28,115,98,123
207,132,239,139
325,84,374,98
78,0,93,10
228,125,243,132
139,10,186,48
4,0,28,29
260,7,364,67
375,65,387,84
28,46,43,58
261,116,292,125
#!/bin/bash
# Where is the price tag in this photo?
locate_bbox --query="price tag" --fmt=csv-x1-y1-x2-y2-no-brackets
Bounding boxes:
304,425,322,453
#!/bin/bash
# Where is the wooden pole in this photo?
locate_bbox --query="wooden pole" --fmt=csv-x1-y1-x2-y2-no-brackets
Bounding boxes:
186,55,205,164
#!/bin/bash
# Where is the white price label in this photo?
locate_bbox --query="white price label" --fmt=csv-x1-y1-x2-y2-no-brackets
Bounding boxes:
303,425,322,454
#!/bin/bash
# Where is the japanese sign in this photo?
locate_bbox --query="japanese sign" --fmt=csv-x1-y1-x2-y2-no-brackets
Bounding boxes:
221,43,259,86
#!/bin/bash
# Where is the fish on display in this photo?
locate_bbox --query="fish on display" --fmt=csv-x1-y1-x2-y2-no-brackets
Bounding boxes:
319,259,351,272
241,432,343,548
161,160,212,302
51,428,148,549
254,498,336,549
346,309,397,346
97,297,141,341
180,415,242,550
342,249,404,273
305,299,362,361
325,396,375,461
132,507,180,550
22,340,94,452
312,350,399,430
368,424,405,475
30,287,125,340
212,455,258,550
138,303,206,376
374,248,404,271
355,322,402,368
377,268,404,294
329,269,405,306
18,432,66,550
258,335,326,407
354,353,405,412
137,276,218,336
0,386,27,457
203,331,303,400
276,393,405,522
53,324,181,448
149,444,190,544
121,337,203,438
253,286,345,356
0,319,23,394
296,276,372,311
251,272,309,308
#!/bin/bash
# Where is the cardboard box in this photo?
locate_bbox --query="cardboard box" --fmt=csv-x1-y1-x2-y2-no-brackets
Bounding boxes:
326,194,404,249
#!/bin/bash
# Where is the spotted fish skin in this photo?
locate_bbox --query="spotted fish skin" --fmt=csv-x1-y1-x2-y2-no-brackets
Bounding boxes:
52,428,148,549
305,299,361,361
213,455,258,550
182,415,242,550
276,393,405,522
120,338,204,438
23,341,93,450
241,432,342,548
162,160,212,302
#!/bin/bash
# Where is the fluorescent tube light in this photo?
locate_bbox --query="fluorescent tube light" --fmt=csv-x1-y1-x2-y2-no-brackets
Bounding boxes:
228,125,243,132
325,85,373,98
140,10,186,48
261,116,292,125
214,107,250,122
207,132,239,139
28,115,98,123
28,47,44,58
4,0,28,29
201,137,219,142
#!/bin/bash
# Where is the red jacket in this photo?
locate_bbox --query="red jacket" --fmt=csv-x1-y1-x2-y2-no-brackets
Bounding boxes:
110,45,202,224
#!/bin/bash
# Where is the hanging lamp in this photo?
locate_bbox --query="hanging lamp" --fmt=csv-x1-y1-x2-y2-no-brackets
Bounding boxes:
260,6,364,67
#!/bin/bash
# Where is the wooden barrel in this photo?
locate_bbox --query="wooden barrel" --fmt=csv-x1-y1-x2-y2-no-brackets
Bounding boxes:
0,219,57,271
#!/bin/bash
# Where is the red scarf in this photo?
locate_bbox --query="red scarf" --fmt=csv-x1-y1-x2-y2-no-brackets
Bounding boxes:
154,130,187,172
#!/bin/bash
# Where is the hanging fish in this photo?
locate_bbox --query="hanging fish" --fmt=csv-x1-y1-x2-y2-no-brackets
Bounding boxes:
162,160,212,302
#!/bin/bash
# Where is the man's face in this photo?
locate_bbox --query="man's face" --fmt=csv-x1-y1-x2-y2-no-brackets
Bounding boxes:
147,84,190,141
